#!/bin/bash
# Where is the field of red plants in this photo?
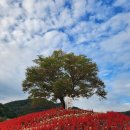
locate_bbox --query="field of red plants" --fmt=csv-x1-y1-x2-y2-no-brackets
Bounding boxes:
0,108,130,130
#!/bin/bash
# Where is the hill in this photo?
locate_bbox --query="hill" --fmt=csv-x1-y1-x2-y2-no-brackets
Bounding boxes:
0,103,6,117
0,108,130,130
121,111,130,116
0,104,8,122
0,99,60,121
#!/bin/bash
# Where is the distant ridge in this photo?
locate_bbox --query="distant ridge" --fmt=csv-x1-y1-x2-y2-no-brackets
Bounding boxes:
121,111,130,116
0,99,60,121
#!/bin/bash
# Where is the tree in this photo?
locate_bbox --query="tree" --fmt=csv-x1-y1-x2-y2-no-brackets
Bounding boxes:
22,50,107,109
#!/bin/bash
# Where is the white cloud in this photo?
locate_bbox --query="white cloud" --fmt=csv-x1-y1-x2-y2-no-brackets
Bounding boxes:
72,0,87,19
0,17,15,30
100,13,130,50
111,73,130,97
0,0,7,7
58,8,74,27
114,0,127,6
22,0,35,14
0,0,130,112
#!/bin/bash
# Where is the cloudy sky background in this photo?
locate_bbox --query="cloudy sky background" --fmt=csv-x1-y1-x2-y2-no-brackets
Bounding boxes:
0,0,130,112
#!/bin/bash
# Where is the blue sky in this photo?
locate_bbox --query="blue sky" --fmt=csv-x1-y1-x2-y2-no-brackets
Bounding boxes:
0,0,130,112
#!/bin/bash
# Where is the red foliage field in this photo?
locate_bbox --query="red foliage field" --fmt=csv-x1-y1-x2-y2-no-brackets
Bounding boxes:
0,108,130,130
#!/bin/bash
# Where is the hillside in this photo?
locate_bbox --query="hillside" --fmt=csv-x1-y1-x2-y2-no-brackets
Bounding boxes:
0,104,8,122
0,99,60,121
121,111,130,116
0,103,7,117
0,108,130,130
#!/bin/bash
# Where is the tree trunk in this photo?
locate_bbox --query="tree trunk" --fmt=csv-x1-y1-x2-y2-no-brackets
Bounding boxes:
59,97,65,109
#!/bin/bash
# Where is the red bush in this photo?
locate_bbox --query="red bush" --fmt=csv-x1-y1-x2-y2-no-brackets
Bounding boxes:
0,108,130,130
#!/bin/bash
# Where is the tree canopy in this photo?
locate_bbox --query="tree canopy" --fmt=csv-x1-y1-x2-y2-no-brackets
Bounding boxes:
22,50,107,108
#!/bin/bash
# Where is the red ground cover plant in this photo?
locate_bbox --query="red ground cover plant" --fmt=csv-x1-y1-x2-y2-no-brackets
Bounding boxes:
0,108,130,130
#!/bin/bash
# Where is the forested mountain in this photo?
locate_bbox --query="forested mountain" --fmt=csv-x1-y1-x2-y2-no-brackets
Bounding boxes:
0,99,60,121
121,111,130,116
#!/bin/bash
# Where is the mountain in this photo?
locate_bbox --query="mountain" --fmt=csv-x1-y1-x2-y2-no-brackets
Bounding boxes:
0,103,8,121
121,111,130,116
0,103,7,117
0,99,60,121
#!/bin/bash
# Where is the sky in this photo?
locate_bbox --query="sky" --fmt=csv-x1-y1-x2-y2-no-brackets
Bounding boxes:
0,0,130,112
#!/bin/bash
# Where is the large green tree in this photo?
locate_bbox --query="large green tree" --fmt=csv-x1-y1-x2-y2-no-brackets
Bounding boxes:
22,50,106,108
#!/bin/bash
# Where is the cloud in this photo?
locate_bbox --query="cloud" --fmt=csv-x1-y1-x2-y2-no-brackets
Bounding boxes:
0,0,130,112
114,0,130,11
73,96,130,112
73,72,130,112
72,0,87,19
0,42,35,104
